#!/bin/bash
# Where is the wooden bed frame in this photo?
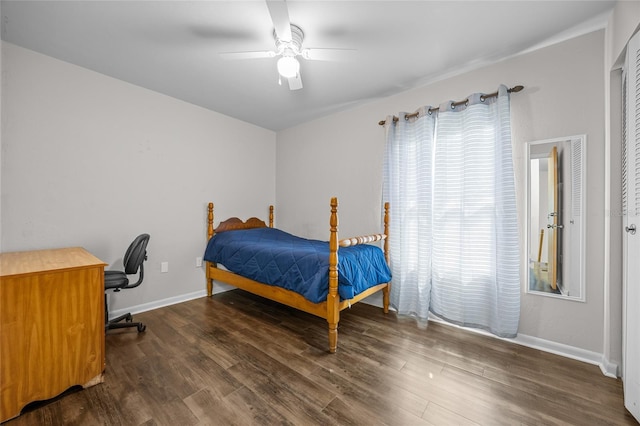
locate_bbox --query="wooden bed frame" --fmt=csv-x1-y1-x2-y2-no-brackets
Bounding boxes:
205,197,390,353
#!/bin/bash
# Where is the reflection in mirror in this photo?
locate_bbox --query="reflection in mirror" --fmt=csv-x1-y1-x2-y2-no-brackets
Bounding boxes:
526,135,586,301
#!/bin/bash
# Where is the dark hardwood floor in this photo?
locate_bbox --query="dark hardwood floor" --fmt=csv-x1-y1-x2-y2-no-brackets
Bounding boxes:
6,289,637,425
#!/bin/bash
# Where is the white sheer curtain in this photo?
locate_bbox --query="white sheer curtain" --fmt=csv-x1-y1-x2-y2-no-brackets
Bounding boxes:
383,85,520,338
383,107,436,320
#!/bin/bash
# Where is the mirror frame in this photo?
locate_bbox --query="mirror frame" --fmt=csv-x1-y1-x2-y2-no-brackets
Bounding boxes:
525,135,586,302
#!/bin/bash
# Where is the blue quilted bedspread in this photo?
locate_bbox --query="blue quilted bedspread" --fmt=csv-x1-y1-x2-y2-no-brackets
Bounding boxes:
203,227,391,303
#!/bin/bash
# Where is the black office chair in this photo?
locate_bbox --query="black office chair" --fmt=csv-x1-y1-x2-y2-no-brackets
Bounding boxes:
105,233,150,333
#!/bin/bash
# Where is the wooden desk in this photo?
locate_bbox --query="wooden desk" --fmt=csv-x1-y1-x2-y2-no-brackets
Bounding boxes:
0,247,106,423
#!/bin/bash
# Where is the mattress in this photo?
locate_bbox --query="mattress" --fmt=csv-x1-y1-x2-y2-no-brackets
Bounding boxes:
203,227,391,303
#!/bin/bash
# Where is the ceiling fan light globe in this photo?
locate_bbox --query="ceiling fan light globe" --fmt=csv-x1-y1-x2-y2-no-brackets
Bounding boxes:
277,56,299,78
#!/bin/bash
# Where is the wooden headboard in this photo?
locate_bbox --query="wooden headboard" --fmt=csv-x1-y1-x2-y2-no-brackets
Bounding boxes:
207,203,274,240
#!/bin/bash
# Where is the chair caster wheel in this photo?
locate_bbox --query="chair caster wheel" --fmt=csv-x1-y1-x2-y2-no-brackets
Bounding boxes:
137,323,146,332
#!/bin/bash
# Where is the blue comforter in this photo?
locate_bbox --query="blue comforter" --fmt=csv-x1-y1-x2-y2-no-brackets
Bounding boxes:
203,227,391,303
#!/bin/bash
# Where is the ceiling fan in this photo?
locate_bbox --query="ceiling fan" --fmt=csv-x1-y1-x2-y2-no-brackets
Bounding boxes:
219,0,354,90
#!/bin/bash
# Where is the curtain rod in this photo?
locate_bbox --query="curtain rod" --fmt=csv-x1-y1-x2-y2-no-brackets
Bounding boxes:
378,85,524,126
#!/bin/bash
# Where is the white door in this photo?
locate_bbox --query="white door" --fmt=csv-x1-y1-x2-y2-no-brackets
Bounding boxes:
623,29,640,423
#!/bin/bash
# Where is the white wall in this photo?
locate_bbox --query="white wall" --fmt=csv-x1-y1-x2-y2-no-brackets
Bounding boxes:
277,31,606,355
1,42,276,313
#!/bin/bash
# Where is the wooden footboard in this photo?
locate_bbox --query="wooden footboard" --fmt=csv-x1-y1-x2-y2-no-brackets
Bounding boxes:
205,198,390,353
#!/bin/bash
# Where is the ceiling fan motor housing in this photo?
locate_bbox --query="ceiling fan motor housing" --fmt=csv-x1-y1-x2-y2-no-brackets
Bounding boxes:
274,24,304,57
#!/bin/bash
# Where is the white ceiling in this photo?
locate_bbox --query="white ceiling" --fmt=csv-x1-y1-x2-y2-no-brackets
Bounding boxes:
1,1,615,131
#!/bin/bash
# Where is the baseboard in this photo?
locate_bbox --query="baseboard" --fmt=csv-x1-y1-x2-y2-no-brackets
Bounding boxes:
427,317,620,379
107,282,239,321
599,356,620,378
509,332,619,378
361,297,620,378
108,289,208,320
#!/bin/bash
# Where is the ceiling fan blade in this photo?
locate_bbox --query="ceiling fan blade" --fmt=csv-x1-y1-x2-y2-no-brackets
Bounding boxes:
266,0,292,41
219,51,276,60
287,73,303,91
302,48,357,61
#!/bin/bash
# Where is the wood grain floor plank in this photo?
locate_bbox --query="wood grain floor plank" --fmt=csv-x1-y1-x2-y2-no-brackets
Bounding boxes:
179,323,247,371
302,344,430,417
170,348,245,400
5,289,635,426
228,361,335,425
229,325,321,377
226,344,336,409
423,401,480,426
230,313,311,353
483,363,627,412
311,365,433,425
360,321,489,376
321,395,388,426
183,387,251,426
440,364,629,426
223,385,295,425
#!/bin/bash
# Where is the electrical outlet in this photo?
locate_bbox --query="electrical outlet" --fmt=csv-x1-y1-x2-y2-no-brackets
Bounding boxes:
196,257,203,268
161,262,169,273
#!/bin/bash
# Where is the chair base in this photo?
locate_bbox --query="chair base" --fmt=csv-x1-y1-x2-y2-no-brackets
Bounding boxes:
106,312,146,333
104,294,146,333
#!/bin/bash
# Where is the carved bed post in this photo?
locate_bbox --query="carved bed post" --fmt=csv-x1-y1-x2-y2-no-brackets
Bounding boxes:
206,203,215,297
207,203,214,240
328,197,340,353
382,202,390,314
269,205,274,228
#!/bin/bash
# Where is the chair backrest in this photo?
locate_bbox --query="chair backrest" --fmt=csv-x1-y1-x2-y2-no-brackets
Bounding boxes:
123,234,150,275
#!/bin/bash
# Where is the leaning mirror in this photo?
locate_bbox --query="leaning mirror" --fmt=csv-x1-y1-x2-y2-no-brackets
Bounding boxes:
526,135,586,301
